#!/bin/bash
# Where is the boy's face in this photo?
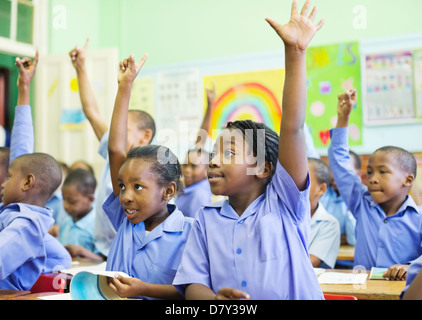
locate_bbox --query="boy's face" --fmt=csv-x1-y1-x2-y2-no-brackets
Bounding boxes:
118,158,168,227
182,152,209,187
126,114,150,153
62,184,93,220
1,160,25,207
366,150,412,207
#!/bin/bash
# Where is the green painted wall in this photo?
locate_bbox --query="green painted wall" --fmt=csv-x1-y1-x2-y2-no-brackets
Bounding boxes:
48,0,422,67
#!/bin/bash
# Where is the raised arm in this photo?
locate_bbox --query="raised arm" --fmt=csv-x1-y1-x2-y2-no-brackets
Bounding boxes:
109,54,148,196
266,0,324,190
195,81,216,149
11,51,38,161
69,38,108,141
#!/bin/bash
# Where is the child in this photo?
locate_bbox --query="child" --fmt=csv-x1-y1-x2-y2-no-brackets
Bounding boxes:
58,168,104,260
328,89,422,279
308,158,340,269
401,254,422,299
175,82,215,218
69,39,156,258
173,0,325,300
0,52,71,290
103,54,193,300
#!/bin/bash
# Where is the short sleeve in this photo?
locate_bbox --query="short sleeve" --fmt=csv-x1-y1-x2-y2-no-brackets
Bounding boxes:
102,193,125,231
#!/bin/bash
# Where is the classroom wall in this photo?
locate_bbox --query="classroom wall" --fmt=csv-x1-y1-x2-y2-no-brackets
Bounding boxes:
46,0,422,157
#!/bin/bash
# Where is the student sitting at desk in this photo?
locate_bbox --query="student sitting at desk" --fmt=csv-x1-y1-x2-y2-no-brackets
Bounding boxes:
308,158,340,269
58,168,104,260
0,52,71,290
328,89,422,280
173,0,325,300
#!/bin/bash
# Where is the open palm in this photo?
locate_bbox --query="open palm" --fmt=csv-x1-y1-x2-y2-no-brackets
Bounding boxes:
266,0,324,51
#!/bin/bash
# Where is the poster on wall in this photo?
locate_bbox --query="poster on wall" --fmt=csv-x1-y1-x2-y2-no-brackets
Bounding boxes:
414,50,422,118
203,69,284,141
364,51,414,124
306,41,362,148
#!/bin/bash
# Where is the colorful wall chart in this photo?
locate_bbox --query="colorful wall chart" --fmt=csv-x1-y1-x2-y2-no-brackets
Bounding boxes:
306,42,362,148
204,69,284,140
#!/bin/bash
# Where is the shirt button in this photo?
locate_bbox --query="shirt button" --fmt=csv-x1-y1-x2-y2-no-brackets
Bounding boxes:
236,248,242,254
241,281,247,287
238,219,244,224
384,219,388,223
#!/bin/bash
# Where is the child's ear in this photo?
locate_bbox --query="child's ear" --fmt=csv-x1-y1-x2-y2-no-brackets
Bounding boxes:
140,129,153,146
319,182,328,197
22,174,35,191
162,181,177,201
404,174,415,187
256,161,273,180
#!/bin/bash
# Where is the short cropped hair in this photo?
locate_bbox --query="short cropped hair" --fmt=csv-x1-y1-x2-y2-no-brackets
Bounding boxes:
349,150,362,170
15,153,62,201
129,110,156,142
63,168,97,195
374,146,417,177
308,157,331,187
0,147,10,171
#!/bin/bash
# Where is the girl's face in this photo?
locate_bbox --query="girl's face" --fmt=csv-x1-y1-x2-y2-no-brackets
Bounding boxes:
208,129,261,199
118,158,169,227
182,152,209,187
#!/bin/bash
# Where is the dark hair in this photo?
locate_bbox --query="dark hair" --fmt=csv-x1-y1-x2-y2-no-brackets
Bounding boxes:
129,110,156,142
14,153,62,201
63,168,97,195
225,120,279,179
349,150,362,170
0,147,10,171
308,158,331,186
374,146,417,177
127,145,183,192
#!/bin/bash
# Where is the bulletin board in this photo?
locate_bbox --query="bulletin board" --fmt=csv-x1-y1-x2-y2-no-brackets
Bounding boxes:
203,69,284,140
305,41,362,148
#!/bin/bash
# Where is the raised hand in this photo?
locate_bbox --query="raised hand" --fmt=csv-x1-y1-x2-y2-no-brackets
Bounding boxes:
205,80,217,104
337,89,357,118
15,50,39,88
265,0,324,52
118,54,149,86
69,37,90,70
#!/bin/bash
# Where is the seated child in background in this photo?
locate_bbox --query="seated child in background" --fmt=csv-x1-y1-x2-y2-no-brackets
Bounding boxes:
0,52,71,290
70,38,156,259
328,89,422,279
308,158,340,269
104,54,193,300
320,151,358,246
58,168,104,260
175,82,215,218
173,0,325,300
70,160,95,175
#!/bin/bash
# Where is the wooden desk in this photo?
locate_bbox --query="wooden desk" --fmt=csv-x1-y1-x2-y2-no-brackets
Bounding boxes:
320,270,406,300
0,289,31,300
337,245,355,261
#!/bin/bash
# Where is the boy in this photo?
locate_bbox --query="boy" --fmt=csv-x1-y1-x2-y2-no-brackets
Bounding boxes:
58,168,103,260
0,52,71,290
308,158,340,269
69,39,156,257
328,89,422,279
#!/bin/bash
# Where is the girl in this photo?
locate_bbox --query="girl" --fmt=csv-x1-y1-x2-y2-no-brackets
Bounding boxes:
173,0,325,300
104,54,193,299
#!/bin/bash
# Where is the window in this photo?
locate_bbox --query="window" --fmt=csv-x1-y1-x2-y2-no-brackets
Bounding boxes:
0,0,34,44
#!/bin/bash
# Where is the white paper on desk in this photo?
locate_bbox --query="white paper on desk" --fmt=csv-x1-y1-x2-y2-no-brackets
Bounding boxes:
58,261,107,276
317,272,368,284
39,293,73,300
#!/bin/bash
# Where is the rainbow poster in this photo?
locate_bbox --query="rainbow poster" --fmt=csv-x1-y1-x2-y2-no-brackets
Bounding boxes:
204,69,284,139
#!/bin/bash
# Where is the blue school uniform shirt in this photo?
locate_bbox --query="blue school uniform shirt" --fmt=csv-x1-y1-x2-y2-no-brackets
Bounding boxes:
328,127,422,270
43,233,72,273
175,179,213,218
309,203,341,269
103,193,194,299
94,131,116,257
58,207,99,254
0,203,54,290
401,254,422,298
173,162,324,300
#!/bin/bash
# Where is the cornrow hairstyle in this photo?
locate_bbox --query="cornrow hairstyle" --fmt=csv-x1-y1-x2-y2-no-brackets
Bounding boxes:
225,120,279,180
308,157,331,187
63,168,97,195
127,145,183,192
374,146,417,178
